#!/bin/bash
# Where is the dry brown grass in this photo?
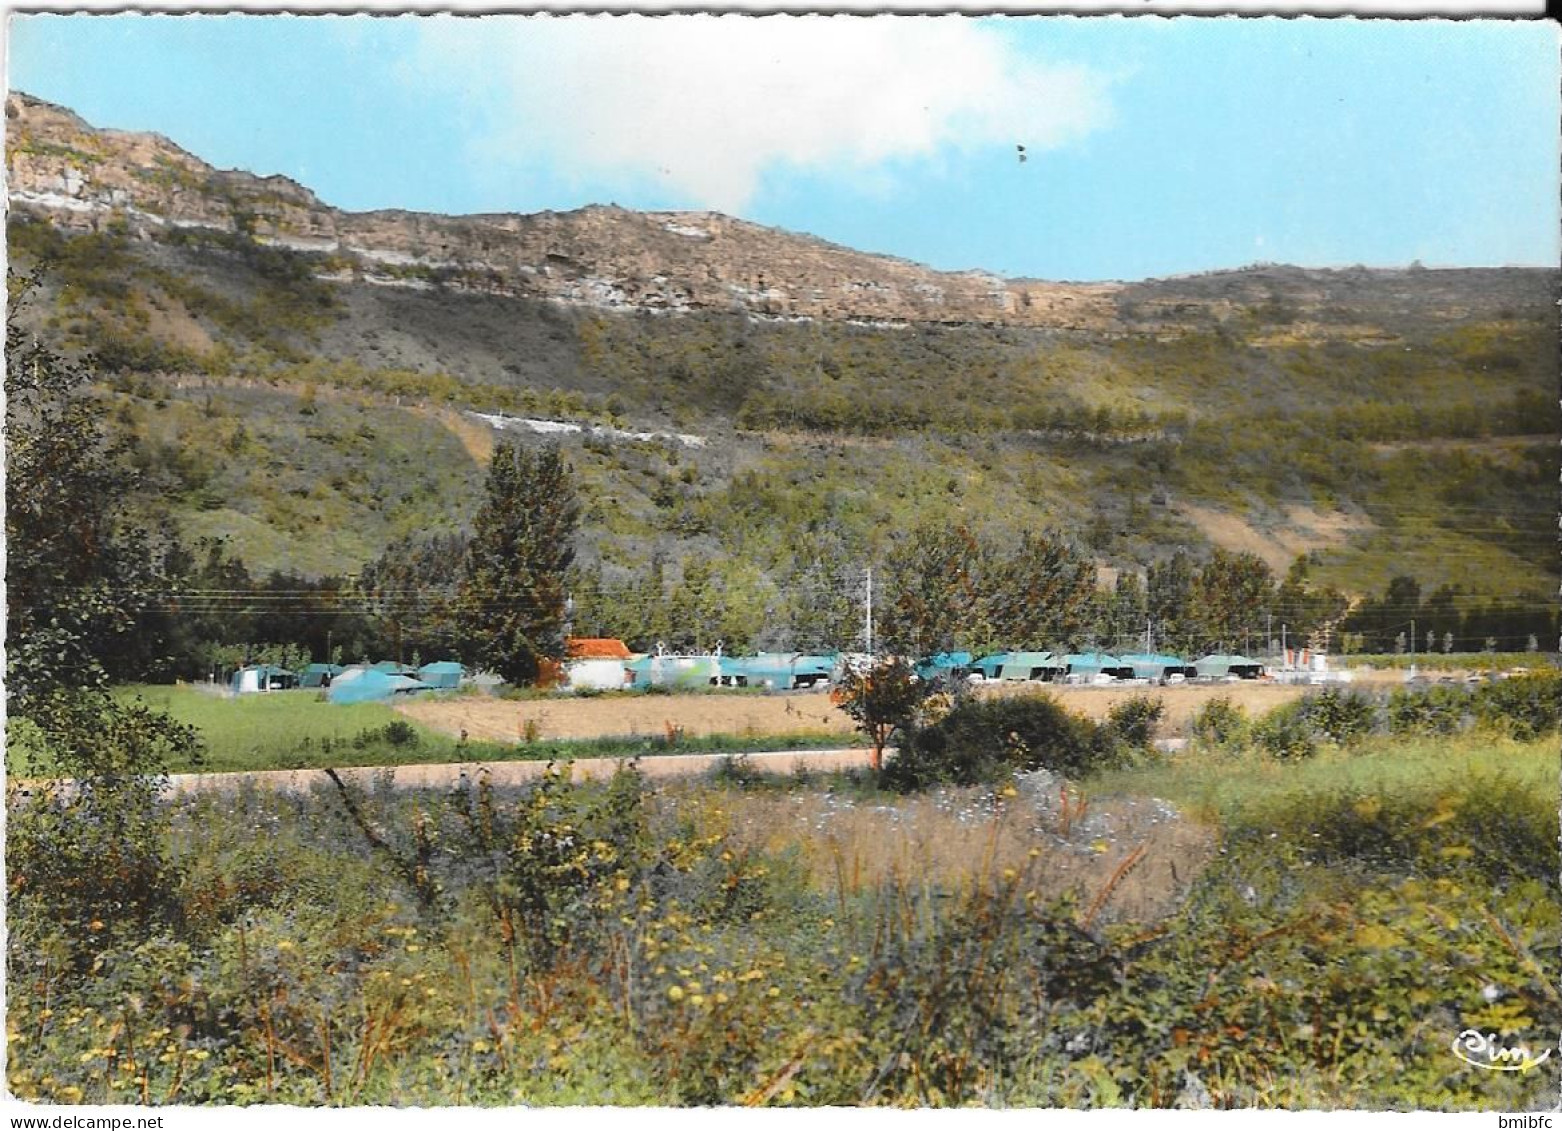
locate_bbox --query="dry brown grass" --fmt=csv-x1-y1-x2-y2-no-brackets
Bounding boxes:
403,683,1320,744
399,691,854,744
671,777,1216,926
402,681,1330,743
1175,502,1371,574
422,405,496,465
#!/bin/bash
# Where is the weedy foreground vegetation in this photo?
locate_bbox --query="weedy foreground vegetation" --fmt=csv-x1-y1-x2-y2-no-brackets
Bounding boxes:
8,676,1558,1109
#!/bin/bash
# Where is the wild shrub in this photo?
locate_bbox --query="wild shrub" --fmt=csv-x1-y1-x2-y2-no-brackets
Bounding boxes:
882,694,1104,792
1188,695,1248,749
1471,668,1561,740
1385,684,1469,736
7,779,182,970
707,754,768,791
1249,700,1317,761
445,763,652,975
1101,693,1165,754
1301,687,1378,746
849,877,1101,1106
350,719,421,750
381,719,420,747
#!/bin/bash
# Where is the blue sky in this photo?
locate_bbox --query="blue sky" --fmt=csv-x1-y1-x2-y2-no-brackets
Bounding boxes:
8,15,1557,281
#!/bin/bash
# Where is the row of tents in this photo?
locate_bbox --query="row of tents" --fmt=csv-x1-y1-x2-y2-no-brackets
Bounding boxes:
915,651,1266,684
229,660,464,703
228,644,1269,704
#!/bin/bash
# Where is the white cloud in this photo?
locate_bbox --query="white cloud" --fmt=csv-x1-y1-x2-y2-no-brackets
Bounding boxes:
409,15,1114,213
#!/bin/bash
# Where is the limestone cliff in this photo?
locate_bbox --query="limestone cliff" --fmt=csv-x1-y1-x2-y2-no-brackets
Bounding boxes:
5,91,1123,329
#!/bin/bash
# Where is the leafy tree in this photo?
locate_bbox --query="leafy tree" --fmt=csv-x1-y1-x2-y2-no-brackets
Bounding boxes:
1103,571,1149,651
455,441,580,685
878,525,989,657
5,273,201,776
6,272,202,954
1147,550,1197,655
1271,555,1349,651
778,539,863,653
1191,549,1274,654
983,529,1096,651
830,657,930,774
360,531,469,663
655,557,776,654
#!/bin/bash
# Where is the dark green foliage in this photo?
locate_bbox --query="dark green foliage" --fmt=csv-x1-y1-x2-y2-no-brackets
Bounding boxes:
1271,556,1350,649
1471,668,1562,740
1188,695,1249,749
5,273,202,774
1385,684,1469,735
884,694,1107,792
1249,700,1318,761
1146,551,1198,655
878,525,988,657
5,278,205,984
351,720,421,750
8,777,185,972
7,276,148,721
1101,693,1166,754
984,529,1098,650
359,530,469,663
1189,548,1274,654
455,441,580,685
1300,687,1379,746
878,524,1097,657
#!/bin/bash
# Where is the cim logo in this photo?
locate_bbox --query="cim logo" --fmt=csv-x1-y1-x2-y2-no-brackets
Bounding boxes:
1452,1029,1555,1072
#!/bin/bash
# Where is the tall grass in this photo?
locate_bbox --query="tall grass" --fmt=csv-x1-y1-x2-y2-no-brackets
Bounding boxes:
1088,732,1556,828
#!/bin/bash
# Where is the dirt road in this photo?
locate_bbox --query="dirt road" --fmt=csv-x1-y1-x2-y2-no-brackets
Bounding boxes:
154,747,871,796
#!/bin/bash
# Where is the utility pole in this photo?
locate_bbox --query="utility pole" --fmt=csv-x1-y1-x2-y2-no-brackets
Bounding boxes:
865,567,874,658
1281,623,1287,663
1410,618,1416,664
1266,611,1273,660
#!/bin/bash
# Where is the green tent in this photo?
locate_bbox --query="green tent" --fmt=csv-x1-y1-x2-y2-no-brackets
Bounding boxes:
417,661,464,689
998,651,1065,681
300,663,345,689
1195,654,1265,680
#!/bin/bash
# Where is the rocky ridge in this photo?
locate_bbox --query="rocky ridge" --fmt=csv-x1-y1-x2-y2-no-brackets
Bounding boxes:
6,91,1124,329
9,92,1553,337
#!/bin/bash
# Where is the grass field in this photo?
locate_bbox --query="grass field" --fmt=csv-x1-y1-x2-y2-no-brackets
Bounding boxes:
4,685,861,777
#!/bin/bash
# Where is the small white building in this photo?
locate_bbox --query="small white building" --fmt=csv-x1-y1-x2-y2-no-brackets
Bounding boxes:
563,638,634,692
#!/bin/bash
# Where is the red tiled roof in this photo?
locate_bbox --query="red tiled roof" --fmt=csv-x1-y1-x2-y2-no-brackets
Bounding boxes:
567,637,633,660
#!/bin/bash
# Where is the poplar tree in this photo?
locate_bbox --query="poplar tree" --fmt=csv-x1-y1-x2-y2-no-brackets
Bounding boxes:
456,441,580,685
